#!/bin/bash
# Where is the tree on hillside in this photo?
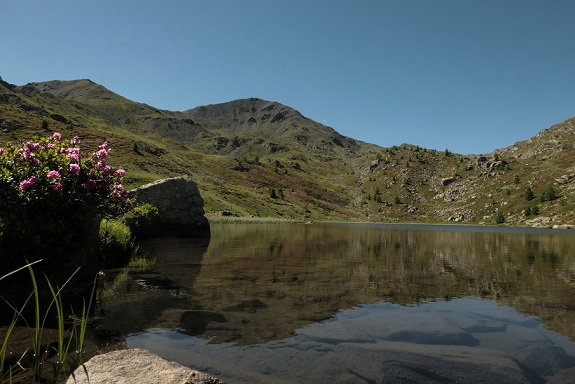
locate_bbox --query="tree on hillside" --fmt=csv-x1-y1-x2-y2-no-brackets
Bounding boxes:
540,185,557,202
525,187,535,201
269,188,277,199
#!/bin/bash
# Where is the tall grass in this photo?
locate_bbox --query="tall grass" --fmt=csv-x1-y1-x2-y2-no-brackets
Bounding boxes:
99,219,138,267
0,261,95,384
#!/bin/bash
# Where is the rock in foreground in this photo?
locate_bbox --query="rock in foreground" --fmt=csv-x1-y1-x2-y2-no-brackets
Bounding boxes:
66,348,224,384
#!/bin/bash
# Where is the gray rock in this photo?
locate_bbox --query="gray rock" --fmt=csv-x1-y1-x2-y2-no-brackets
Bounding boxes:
128,176,210,237
66,348,224,384
517,345,575,379
547,367,575,383
331,342,542,384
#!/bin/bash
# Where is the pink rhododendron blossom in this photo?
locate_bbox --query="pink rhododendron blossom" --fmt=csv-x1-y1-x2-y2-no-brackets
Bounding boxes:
18,148,34,159
3,132,130,243
25,141,40,150
112,183,124,198
69,163,81,175
64,147,81,162
47,170,61,179
102,165,113,175
18,176,39,191
52,182,63,192
19,179,32,191
96,148,108,159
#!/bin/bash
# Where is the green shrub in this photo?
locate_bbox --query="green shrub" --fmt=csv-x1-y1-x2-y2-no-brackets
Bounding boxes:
0,133,129,257
525,187,535,201
121,202,160,237
99,219,137,267
540,185,558,202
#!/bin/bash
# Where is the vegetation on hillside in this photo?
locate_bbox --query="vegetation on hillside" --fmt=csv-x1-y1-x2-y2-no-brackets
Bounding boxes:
2,77,575,227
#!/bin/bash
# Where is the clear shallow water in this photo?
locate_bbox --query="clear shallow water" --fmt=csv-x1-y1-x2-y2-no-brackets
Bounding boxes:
99,223,575,383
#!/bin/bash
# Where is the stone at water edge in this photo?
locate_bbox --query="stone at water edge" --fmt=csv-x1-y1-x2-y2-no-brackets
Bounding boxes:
128,175,210,237
66,348,224,384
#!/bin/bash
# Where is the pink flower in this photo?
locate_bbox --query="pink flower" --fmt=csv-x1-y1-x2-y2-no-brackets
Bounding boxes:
51,132,62,141
96,148,108,159
0,148,5,155
69,163,81,175
18,148,33,159
19,176,38,191
99,141,110,151
102,165,113,175
46,143,56,150
64,147,81,162
112,183,126,199
19,179,32,191
52,182,63,192
70,136,81,145
115,169,126,177
47,170,61,179
25,141,40,150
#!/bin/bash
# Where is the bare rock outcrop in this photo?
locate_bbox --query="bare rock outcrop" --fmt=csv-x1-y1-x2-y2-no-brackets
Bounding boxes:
128,176,210,237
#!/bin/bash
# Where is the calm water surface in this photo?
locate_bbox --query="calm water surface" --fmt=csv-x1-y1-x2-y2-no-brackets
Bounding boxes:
99,223,575,383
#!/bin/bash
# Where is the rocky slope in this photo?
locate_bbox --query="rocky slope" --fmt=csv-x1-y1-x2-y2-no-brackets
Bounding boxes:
2,77,575,226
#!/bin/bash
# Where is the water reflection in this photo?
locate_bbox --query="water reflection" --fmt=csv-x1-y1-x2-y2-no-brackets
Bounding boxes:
99,223,575,382
127,297,575,383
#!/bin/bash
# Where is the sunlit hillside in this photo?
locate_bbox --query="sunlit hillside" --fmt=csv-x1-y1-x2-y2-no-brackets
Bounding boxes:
2,77,575,226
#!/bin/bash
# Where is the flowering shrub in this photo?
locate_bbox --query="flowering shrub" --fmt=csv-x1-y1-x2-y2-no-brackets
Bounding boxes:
0,132,129,247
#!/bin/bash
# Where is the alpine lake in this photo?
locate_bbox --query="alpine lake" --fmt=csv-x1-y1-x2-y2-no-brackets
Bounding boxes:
97,222,575,383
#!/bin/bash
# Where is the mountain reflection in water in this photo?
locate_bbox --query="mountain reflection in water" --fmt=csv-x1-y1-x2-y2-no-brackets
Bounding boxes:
99,223,575,383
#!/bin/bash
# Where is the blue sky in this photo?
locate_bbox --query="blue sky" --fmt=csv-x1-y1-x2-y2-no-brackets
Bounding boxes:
2,1,575,154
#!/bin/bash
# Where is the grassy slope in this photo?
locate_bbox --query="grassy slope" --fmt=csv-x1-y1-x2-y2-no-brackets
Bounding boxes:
2,78,575,226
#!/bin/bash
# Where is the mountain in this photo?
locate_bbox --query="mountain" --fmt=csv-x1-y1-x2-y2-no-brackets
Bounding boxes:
2,78,575,226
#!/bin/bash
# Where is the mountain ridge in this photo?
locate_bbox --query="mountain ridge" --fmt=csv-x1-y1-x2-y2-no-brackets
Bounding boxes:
2,77,575,226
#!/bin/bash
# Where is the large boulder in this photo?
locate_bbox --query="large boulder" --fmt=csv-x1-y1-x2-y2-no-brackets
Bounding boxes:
128,176,210,237
66,348,224,384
